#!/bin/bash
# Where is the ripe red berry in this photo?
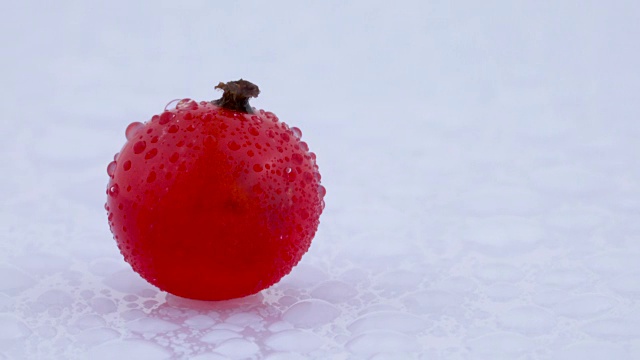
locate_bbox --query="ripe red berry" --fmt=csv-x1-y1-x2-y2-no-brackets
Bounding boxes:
105,80,325,300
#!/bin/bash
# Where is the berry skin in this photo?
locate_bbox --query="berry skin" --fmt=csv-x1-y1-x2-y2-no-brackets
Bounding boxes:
105,80,325,301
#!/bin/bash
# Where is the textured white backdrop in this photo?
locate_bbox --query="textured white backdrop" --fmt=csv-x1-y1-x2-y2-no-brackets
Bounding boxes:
2,1,640,359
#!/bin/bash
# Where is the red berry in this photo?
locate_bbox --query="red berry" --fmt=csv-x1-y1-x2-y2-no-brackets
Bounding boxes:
106,80,325,300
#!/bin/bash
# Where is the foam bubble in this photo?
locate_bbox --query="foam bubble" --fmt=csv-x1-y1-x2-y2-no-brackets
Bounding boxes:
265,329,324,352
282,300,340,328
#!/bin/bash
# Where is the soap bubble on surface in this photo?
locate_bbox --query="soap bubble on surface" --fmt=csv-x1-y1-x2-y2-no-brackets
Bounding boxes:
347,311,430,335
553,341,630,360
86,339,171,360
126,317,181,334
552,294,618,318
282,299,340,328
310,280,357,303
465,332,534,358
497,305,556,335
345,330,420,355
213,338,260,359
264,329,324,353
200,329,242,345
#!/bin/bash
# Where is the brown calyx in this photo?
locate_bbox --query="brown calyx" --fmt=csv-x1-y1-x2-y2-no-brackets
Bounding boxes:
213,79,260,114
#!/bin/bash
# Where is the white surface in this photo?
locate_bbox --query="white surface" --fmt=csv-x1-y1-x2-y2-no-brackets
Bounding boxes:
2,1,640,359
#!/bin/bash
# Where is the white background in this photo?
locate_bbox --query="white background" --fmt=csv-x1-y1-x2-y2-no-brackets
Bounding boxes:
2,1,640,359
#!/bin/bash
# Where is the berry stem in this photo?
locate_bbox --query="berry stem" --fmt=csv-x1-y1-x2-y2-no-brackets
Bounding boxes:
213,79,260,114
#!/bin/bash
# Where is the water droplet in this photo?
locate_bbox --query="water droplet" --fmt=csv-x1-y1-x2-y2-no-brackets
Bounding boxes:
107,161,117,177
113,152,119,161
145,148,158,160
133,141,146,154
164,99,180,111
147,172,156,183
123,160,132,171
202,113,213,122
318,185,326,198
176,98,198,110
249,127,260,136
280,133,290,142
159,112,175,125
285,167,292,174
321,200,325,210
227,141,241,151
125,122,144,140
176,140,185,147
253,164,263,172
186,124,196,132
104,203,109,211
291,153,304,165
291,127,302,139
314,172,321,181
247,150,255,157
303,172,314,184
150,136,159,143
126,185,132,192
108,184,120,197
168,125,179,133
300,142,310,152
184,112,193,120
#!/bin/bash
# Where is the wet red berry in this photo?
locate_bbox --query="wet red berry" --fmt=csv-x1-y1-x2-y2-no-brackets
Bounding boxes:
106,80,325,300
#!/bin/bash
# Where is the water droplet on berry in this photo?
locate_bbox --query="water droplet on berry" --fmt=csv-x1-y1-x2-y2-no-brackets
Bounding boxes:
108,184,120,197
291,153,304,165
113,152,120,161
133,141,146,154
248,127,260,136
202,113,213,122
168,125,179,133
186,124,196,132
227,141,241,151
123,160,132,171
303,172,314,184
285,167,292,174
300,142,310,152
107,161,117,177
291,127,302,139
184,112,194,120
147,172,156,183
125,122,144,140
253,164,263,172
247,150,255,157
150,136,159,143
318,185,326,198
280,133,290,142
164,99,180,111
145,148,158,160
159,112,175,125
176,98,198,110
